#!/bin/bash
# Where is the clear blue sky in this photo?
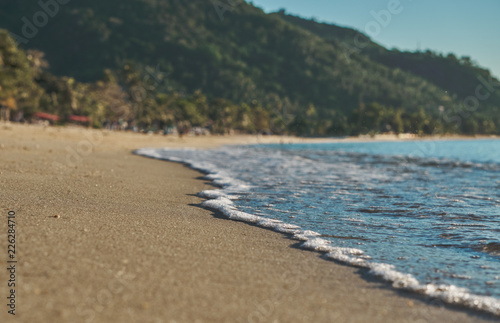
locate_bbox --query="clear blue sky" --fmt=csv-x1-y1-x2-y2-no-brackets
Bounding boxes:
250,0,500,78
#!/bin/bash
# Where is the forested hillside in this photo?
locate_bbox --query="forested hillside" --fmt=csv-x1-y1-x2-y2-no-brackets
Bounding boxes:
277,11,500,134
0,0,498,135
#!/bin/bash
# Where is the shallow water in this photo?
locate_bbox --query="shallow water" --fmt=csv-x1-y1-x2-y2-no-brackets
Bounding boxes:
136,139,500,315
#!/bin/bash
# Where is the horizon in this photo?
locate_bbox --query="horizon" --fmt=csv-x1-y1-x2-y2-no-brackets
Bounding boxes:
250,0,500,79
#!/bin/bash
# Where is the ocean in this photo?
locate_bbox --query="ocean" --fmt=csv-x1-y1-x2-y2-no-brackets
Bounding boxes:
136,139,500,316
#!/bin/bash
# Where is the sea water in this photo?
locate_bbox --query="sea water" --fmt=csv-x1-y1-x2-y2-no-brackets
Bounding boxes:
136,139,500,315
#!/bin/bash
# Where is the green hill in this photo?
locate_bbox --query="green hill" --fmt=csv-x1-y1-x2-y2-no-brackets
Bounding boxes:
277,11,500,134
0,1,498,135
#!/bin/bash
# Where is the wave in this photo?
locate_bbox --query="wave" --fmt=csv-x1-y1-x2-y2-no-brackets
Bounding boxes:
476,242,500,256
134,147,500,317
330,151,500,172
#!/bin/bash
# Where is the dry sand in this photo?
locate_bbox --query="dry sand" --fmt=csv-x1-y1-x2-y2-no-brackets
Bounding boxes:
0,123,496,322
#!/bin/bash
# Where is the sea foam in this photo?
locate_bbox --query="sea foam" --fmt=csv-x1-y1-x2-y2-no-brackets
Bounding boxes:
135,146,500,316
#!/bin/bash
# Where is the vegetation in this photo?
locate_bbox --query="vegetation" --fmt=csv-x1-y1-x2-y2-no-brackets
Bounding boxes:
0,1,499,136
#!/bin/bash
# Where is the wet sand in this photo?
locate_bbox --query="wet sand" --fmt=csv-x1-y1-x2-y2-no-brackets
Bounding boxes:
0,123,496,322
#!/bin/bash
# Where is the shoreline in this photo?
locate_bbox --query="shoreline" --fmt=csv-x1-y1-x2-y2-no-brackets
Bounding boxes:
2,122,498,148
135,146,500,318
0,123,497,322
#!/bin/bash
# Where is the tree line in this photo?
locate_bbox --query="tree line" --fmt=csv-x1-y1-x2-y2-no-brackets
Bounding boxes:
1,23,498,136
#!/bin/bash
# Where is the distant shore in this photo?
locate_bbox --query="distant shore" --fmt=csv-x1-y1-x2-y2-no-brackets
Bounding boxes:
0,122,495,322
2,122,498,149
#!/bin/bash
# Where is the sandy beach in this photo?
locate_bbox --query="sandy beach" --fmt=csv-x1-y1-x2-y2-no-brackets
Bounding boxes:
0,123,496,322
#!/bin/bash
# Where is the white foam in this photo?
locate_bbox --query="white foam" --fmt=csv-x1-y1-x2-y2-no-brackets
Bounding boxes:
198,190,231,199
293,230,321,241
135,146,500,317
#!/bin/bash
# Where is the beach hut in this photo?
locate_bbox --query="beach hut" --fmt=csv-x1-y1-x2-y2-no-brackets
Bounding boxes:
33,112,60,124
68,115,91,126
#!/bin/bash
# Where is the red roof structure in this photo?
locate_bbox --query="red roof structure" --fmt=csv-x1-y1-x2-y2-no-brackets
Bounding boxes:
68,115,91,123
33,112,60,121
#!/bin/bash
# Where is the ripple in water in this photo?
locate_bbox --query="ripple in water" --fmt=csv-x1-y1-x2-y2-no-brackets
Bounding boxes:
136,139,500,315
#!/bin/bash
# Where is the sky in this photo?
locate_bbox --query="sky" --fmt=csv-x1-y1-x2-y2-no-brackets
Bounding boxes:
250,0,500,78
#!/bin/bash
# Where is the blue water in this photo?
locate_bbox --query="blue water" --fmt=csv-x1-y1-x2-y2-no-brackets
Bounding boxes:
273,139,500,164
253,140,500,291
137,139,500,314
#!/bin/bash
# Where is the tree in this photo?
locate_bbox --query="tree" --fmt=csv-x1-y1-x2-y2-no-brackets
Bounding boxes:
0,30,43,119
